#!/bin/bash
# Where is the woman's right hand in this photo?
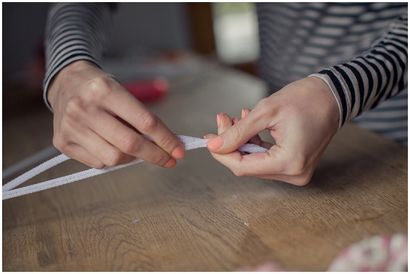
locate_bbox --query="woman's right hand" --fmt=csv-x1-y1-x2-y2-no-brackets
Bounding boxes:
48,60,185,169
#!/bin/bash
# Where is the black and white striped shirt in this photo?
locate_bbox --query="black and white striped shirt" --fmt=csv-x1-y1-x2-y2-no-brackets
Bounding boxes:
44,3,408,144
257,3,407,144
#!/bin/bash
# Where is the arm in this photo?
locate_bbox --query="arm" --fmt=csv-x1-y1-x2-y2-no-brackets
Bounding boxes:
44,3,185,169
311,14,408,127
206,15,407,185
44,3,111,109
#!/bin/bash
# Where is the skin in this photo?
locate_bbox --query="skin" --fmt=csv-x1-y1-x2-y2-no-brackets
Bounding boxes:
205,76,340,186
48,60,185,169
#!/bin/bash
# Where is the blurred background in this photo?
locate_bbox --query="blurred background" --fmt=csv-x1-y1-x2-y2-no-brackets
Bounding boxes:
3,3,260,113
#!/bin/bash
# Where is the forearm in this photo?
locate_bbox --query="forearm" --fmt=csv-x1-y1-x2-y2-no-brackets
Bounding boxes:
310,14,408,127
43,3,112,110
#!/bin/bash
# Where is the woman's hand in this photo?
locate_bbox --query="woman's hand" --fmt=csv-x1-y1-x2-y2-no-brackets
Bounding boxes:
48,60,185,169
205,77,340,186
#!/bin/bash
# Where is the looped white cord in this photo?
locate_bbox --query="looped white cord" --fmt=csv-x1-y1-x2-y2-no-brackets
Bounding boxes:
2,135,267,200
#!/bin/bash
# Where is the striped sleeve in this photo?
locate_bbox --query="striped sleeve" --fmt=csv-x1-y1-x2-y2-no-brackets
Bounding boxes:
43,3,111,110
310,14,408,127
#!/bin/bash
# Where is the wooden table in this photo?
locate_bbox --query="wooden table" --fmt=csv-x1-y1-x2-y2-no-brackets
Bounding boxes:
3,62,407,271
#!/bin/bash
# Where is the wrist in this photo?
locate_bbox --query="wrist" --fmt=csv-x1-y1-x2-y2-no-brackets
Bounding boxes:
304,76,340,130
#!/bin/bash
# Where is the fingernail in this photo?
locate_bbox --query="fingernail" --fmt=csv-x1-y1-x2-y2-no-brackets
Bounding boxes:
164,158,176,168
207,136,224,151
171,146,185,159
216,114,221,127
242,108,250,118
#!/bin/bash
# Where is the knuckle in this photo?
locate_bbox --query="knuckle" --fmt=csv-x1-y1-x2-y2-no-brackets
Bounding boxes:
85,77,111,101
90,161,105,169
52,136,67,151
231,167,245,177
139,113,158,132
120,135,140,154
88,77,110,92
59,115,80,139
104,151,123,167
131,140,144,154
129,137,145,155
256,97,269,107
154,153,170,166
284,154,307,176
254,99,273,119
226,126,242,144
290,174,311,186
65,97,83,117
60,114,74,130
255,98,271,111
157,135,178,152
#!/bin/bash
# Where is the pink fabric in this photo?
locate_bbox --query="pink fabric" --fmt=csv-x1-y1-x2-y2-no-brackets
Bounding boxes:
245,234,407,271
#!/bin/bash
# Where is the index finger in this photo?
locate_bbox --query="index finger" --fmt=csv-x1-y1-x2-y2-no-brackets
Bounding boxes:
103,87,185,159
211,147,285,177
208,113,284,177
207,109,267,154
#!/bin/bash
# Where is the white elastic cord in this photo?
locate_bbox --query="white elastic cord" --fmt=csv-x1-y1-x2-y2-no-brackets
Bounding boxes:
2,135,267,200
2,146,58,180
3,154,70,192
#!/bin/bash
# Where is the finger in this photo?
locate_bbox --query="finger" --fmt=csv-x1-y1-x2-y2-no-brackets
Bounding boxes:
61,143,105,169
72,127,136,167
217,112,234,134
206,133,244,161
249,138,273,149
207,108,267,154
212,112,280,177
84,109,173,166
103,88,184,159
213,145,287,177
241,108,251,119
218,112,269,155
210,131,311,184
260,141,274,149
249,134,264,147
208,112,280,178
208,114,244,171
240,108,268,147
211,112,265,174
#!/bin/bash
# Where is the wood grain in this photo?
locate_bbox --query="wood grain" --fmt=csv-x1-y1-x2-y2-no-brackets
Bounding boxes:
3,62,407,271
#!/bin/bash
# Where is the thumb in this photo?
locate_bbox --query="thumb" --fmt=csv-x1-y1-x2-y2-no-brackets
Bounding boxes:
207,111,265,153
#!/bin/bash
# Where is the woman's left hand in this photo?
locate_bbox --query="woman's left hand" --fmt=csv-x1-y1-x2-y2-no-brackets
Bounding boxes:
205,76,340,186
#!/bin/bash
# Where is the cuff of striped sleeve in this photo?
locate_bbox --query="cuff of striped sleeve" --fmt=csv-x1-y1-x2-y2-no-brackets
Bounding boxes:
42,56,101,112
308,73,345,128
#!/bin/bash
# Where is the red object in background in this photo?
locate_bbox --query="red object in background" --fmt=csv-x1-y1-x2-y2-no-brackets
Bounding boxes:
123,78,169,103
